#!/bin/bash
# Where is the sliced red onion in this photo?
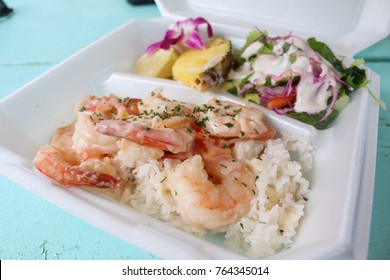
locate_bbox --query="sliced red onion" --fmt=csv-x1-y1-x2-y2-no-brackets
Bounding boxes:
273,106,295,115
285,75,294,96
333,74,354,91
267,69,300,83
260,79,296,111
262,31,292,43
238,83,255,97
310,57,322,79
318,86,339,122
263,87,282,98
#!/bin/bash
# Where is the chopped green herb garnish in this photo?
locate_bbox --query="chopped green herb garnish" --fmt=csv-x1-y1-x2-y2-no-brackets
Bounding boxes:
233,108,242,114
283,42,291,52
174,104,183,112
162,111,169,119
196,116,209,127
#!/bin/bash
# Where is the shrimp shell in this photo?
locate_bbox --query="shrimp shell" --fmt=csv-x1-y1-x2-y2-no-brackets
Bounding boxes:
34,145,126,188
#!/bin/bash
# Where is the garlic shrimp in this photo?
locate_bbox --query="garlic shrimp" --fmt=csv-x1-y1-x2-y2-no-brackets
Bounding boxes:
96,116,195,154
166,136,256,230
136,90,275,141
34,125,125,188
72,95,141,160
34,145,125,188
78,94,140,120
196,99,275,140
72,113,120,160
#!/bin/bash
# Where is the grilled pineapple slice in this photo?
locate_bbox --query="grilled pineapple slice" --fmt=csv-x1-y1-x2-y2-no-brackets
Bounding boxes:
133,48,180,79
172,37,233,92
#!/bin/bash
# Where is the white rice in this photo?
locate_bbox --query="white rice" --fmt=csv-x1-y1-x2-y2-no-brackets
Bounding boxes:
225,135,311,258
120,134,313,258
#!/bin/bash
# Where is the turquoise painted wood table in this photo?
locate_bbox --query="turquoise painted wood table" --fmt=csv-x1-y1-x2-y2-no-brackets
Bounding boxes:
0,0,389,260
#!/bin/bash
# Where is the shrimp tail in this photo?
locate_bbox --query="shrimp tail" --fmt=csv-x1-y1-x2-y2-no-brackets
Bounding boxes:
96,120,166,149
167,135,255,230
257,123,276,140
34,145,126,188
96,119,194,153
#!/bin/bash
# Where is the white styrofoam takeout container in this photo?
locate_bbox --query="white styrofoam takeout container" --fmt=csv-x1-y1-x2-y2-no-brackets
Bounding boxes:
0,0,389,259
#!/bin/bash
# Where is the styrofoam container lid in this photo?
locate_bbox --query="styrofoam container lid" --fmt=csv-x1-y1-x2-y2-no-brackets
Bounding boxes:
156,0,390,56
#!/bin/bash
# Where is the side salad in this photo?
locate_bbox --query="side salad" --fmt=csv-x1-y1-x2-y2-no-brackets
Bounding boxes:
224,29,385,129
133,18,385,129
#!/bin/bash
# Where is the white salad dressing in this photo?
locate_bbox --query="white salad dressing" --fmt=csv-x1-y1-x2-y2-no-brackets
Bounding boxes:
294,72,331,113
272,39,286,55
286,36,320,59
293,56,340,113
230,36,341,113
204,54,225,70
291,55,311,70
228,61,253,80
252,53,291,77
241,40,263,59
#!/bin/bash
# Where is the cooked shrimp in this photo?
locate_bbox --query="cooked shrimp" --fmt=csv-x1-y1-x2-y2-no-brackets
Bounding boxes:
34,123,125,188
72,113,119,160
79,94,140,120
134,90,275,141
96,116,195,154
166,137,256,230
138,89,194,116
196,99,275,140
34,145,126,188
49,124,81,165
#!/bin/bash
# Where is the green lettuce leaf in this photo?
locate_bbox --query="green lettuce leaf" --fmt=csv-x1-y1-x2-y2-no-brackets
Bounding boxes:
307,37,345,73
307,37,386,110
287,110,340,130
